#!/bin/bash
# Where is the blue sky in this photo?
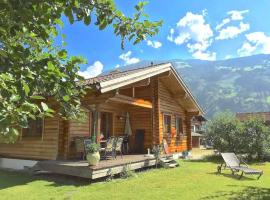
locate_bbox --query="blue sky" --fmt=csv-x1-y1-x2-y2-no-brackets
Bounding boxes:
60,0,270,78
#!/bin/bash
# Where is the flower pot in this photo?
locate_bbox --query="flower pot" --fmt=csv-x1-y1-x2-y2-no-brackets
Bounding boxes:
86,152,100,166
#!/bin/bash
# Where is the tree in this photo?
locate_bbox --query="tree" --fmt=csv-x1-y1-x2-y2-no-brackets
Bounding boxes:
0,0,162,142
207,111,270,160
207,111,243,153
242,117,270,160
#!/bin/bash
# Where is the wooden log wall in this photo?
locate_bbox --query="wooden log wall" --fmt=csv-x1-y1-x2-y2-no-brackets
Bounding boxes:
64,111,91,159
0,116,60,160
158,79,190,153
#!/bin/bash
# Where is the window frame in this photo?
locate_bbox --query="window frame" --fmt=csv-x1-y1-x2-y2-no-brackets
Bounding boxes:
163,113,172,136
21,118,44,140
175,115,184,135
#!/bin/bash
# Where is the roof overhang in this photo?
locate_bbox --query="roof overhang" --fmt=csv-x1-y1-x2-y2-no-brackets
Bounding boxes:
92,62,204,115
98,63,171,93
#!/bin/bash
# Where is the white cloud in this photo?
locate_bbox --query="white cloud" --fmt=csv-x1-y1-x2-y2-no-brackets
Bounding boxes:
167,11,216,60
146,40,162,49
115,64,120,68
78,61,103,79
225,55,232,59
228,10,249,21
119,51,140,65
167,28,175,42
192,51,216,61
216,10,249,30
216,22,250,40
238,32,270,56
216,18,231,30
215,10,250,41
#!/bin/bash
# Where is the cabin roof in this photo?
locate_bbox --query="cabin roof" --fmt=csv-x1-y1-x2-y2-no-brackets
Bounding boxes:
84,62,204,115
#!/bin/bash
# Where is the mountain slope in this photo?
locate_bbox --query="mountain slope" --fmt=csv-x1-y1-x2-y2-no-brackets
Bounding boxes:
173,54,270,118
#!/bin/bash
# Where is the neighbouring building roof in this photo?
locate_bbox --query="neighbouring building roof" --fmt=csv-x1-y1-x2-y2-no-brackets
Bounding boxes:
83,62,204,115
236,112,270,124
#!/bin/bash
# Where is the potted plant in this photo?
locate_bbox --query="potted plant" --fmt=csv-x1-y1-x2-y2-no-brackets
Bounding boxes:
85,142,100,166
182,150,189,159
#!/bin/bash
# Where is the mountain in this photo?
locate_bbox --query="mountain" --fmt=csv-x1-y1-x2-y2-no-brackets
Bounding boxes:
173,54,270,118
109,54,270,118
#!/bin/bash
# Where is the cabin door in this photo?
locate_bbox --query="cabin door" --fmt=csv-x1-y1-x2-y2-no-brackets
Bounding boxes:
100,112,113,139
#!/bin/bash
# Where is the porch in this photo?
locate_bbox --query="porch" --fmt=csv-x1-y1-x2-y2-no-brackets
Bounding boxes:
33,154,158,180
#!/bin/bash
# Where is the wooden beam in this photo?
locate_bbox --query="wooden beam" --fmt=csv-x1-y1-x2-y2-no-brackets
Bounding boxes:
187,111,200,116
81,92,115,105
119,78,150,89
108,94,152,109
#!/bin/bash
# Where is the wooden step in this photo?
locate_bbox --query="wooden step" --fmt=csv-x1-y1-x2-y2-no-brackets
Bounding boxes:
167,163,178,168
159,158,179,168
160,158,174,163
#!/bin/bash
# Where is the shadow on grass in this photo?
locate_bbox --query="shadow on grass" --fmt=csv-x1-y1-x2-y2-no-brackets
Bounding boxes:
208,172,256,181
0,165,157,190
187,154,222,164
201,185,270,200
0,169,91,190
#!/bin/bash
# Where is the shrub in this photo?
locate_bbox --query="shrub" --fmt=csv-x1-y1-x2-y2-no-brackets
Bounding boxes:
242,117,270,160
120,164,137,179
207,111,243,153
206,111,270,161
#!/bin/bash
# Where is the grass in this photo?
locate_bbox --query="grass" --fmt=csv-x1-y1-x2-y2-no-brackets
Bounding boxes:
0,160,270,200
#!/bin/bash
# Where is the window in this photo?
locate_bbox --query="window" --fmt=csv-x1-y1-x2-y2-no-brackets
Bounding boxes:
22,118,43,138
163,114,171,135
175,116,183,135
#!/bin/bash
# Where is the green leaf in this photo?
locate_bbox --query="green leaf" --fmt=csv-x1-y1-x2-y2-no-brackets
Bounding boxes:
22,82,30,96
63,95,70,102
41,102,49,111
84,16,91,25
47,61,54,70
30,95,45,100
58,50,67,59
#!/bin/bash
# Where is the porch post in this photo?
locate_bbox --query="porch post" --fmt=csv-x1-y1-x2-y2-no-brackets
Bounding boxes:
94,104,101,143
151,77,160,146
186,113,193,151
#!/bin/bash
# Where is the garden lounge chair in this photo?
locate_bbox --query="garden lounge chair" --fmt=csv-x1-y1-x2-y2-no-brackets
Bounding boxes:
100,137,116,160
114,137,124,159
217,152,263,180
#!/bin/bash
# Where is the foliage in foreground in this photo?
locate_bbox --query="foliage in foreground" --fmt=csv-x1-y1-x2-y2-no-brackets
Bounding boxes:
0,0,162,142
207,111,270,160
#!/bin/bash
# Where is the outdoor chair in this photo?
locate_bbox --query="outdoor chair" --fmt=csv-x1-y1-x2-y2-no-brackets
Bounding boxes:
74,136,87,159
114,137,124,159
100,137,116,160
217,152,263,180
83,138,92,158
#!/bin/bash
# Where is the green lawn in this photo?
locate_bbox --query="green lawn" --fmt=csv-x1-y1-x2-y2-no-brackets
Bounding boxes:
0,160,269,200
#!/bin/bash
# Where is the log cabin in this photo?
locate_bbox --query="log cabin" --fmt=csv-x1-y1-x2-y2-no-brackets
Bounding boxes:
0,62,204,162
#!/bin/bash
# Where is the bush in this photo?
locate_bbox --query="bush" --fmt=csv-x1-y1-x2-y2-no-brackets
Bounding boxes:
207,111,243,153
207,111,270,161
242,117,270,160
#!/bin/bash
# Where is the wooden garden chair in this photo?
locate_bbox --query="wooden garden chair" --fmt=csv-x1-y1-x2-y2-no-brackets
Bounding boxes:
100,137,116,160
217,152,263,180
74,136,87,159
114,137,124,159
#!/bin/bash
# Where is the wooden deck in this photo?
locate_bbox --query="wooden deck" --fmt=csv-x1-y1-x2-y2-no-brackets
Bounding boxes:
33,154,157,179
